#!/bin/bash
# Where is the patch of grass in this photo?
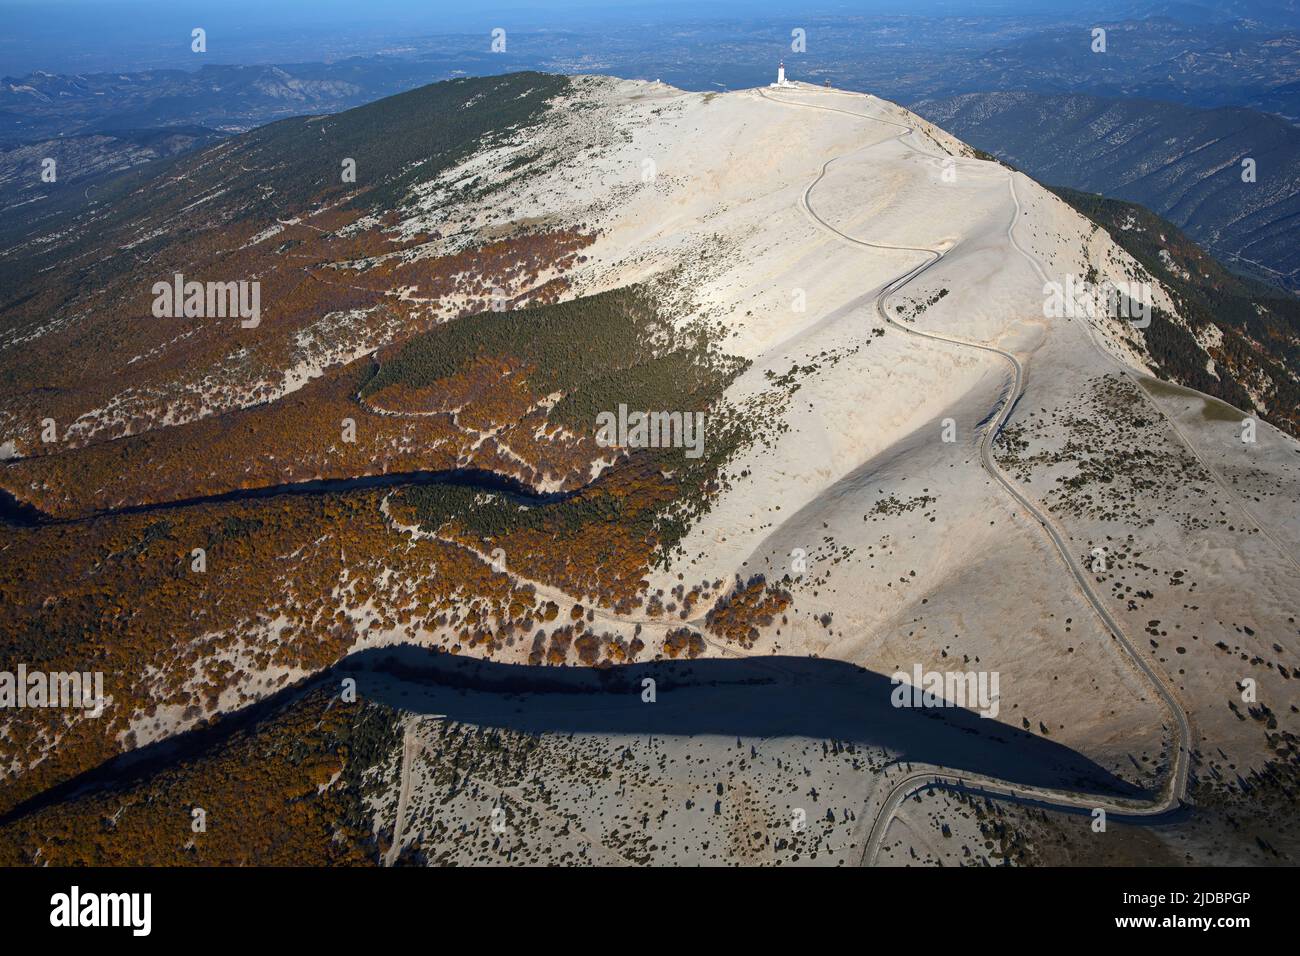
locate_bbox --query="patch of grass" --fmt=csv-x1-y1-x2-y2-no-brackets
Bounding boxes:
1138,376,1246,423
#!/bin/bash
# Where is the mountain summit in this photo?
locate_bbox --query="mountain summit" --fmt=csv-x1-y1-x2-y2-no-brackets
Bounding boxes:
1,73,1297,867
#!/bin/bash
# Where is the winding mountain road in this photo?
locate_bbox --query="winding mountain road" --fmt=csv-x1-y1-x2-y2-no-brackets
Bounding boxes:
759,86,1193,865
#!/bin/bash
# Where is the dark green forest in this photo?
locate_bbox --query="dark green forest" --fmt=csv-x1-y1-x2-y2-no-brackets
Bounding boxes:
362,284,746,431
1054,185,1300,436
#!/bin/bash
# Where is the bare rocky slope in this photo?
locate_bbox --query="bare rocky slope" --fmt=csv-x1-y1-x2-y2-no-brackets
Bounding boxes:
1,73,1296,866
911,90,1300,292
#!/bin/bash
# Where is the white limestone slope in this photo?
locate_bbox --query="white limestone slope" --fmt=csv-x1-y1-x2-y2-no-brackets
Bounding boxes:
415,76,1299,830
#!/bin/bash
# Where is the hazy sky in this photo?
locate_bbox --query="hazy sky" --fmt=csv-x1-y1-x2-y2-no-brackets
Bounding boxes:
0,0,1279,75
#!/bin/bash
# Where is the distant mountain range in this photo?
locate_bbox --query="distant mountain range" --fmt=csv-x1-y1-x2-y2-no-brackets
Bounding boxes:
4,17,1299,298
913,90,1300,291
951,17,1300,119
5,14,1299,143
0,62,459,141
0,126,225,212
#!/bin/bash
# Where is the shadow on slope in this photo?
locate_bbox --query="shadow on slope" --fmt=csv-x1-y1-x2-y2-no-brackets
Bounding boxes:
348,645,1145,799
0,643,1147,828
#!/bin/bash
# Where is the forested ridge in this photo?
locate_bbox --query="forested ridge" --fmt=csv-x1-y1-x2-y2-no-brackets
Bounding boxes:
1054,185,1300,437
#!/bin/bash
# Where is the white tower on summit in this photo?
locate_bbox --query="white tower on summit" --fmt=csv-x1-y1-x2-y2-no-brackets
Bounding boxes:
777,61,786,86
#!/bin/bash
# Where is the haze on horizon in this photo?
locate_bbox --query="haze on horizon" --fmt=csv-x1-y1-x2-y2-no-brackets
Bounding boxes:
3,0,1286,75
